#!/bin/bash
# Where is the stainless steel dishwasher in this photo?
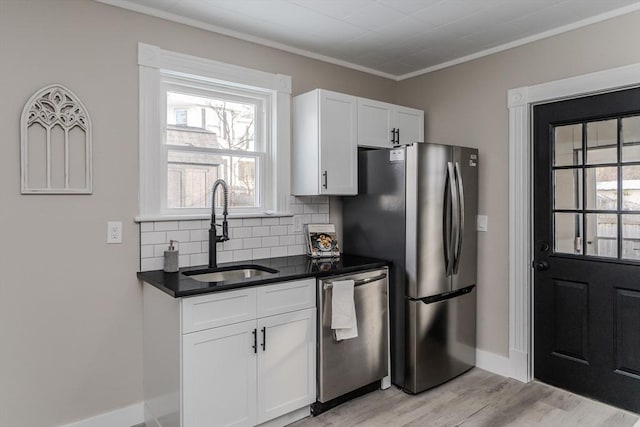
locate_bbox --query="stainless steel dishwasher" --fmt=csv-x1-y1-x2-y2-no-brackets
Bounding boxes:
315,268,389,410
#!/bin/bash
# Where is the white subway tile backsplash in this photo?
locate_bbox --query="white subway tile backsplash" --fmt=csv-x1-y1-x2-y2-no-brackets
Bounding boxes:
279,235,296,246
303,204,318,214
155,221,180,231
190,229,208,241
243,237,262,249
179,221,201,230
243,218,262,226
261,217,280,226
261,236,280,247
138,197,329,270
271,246,288,258
252,248,270,259
217,251,233,264
190,253,208,266
141,245,154,259
270,225,289,236
141,258,164,271
167,230,190,243
233,249,252,261
279,217,294,225
180,242,202,255
140,222,154,232
141,231,166,245
252,226,270,237
223,239,243,251
232,227,252,239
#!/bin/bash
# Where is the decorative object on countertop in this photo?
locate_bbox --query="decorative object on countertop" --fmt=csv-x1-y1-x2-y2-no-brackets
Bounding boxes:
305,223,340,258
164,240,179,273
20,84,92,194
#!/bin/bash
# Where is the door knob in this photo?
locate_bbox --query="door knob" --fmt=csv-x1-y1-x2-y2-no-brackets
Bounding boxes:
533,260,549,271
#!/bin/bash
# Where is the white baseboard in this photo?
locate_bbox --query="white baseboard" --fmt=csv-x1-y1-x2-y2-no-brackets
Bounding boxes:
475,348,511,378
59,402,144,427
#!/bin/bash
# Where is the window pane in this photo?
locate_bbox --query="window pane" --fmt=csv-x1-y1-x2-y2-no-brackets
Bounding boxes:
622,214,640,260
586,119,617,164
167,150,258,209
585,213,617,258
554,213,582,255
554,124,582,166
621,115,640,162
554,168,582,210
585,167,617,210
166,91,256,151
622,165,640,211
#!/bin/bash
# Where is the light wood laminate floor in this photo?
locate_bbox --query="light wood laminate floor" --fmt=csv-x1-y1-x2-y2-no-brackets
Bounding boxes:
292,368,639,427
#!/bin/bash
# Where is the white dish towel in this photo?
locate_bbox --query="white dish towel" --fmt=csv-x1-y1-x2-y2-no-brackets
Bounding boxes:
331,279,358,341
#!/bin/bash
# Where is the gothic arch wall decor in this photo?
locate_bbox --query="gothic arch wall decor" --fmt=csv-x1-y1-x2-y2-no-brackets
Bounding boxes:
21,84,93,194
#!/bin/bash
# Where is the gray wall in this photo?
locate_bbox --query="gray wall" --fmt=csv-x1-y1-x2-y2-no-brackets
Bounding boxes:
395,10,640,356
1,0,639,425
0,1,395,426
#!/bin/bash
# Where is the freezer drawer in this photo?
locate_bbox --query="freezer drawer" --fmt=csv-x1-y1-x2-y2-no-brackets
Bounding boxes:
405,286,476,394
317,269,389,403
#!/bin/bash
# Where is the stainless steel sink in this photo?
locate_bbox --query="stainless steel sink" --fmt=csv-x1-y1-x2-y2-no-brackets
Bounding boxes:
184,265,278,283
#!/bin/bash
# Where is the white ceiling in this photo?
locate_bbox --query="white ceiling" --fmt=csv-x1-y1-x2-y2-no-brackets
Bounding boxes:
102,0,640,80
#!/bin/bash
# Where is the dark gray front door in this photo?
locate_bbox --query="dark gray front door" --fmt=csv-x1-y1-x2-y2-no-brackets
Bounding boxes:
533,87,640,413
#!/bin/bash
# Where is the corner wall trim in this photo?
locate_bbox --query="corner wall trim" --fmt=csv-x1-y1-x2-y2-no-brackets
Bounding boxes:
59,402,144,427
476,349,511,378
507,62,640,384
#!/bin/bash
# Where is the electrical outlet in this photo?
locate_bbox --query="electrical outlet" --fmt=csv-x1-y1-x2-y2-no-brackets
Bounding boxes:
107,221,123,244
293,216,303,233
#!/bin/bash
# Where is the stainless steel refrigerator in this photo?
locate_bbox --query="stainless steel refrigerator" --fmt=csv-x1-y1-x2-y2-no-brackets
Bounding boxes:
343,142,477,393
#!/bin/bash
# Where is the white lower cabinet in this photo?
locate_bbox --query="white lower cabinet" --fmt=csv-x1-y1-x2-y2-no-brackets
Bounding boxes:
183,320,258,427
256,309,315,424
143,278,316,427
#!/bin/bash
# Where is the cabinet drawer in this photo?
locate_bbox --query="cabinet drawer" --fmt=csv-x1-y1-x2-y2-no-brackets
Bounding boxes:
257,278,316,318
182,288,257,334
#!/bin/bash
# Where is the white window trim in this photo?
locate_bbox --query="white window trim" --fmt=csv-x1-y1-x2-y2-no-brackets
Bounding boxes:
137,42,292,221
507,62,640,384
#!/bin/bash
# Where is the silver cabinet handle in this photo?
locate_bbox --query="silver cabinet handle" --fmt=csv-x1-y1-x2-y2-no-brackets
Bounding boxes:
323,273,387,290
322,170,328,189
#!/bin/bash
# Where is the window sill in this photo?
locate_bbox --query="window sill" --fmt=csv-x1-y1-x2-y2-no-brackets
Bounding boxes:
135,212,294,223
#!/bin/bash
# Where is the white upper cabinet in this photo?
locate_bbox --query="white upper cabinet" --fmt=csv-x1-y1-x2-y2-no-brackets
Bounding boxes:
292,89,358,196
357,98,424,148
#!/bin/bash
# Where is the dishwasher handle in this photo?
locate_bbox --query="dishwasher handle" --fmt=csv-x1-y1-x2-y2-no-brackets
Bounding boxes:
323,273,387,290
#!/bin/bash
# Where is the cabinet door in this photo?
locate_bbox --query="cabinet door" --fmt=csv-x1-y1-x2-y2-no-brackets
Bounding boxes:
319,90,357,195
357,98,394,148
394,106,424,146
256,308,316,424
183,321,257,427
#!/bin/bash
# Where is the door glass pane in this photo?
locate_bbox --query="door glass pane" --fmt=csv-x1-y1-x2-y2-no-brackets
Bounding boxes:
586,119,617,164
585,214,617,257
554,124,582,166
622,165,640,211
554,169,582,210
585,167,617,210
554,213,583,255
622,115,640,162
622,214,640,260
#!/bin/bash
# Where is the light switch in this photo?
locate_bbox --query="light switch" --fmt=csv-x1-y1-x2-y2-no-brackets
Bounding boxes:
477,215,488,232
107,221,123,244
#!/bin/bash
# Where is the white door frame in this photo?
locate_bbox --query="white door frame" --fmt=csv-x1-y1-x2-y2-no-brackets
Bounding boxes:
507,62,640,382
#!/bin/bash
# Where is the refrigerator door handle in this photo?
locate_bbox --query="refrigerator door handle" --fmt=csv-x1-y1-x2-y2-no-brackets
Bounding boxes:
453,162,465,274
444,162,458,276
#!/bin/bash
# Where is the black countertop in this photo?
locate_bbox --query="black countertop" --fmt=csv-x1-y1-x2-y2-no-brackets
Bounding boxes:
138,254,389,298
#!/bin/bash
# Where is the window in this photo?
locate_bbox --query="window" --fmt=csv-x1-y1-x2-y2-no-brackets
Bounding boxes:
138,43,292,219
163,81,267,213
